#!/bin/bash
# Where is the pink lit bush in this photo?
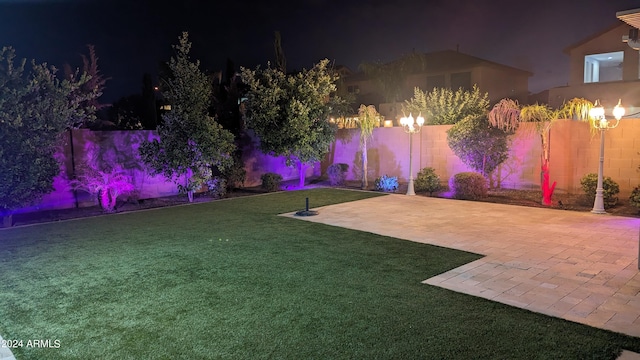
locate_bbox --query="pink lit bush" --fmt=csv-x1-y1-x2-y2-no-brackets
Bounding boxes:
71,164,135,213
449,172,487,200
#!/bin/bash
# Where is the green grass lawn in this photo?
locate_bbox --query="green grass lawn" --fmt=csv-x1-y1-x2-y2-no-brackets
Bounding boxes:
1,188,639,359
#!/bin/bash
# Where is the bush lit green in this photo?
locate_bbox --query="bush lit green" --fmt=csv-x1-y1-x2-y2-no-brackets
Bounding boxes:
449,172,487,200
260,172,283,192
414,167,441,195
630,186,640,211
580,173,619,208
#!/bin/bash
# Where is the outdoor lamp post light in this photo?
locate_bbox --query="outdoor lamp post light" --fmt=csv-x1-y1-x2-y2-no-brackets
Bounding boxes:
589,99,625,214
399,113,425,195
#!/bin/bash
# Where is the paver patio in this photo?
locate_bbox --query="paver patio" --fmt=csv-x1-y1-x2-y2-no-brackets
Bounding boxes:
284,193,640,338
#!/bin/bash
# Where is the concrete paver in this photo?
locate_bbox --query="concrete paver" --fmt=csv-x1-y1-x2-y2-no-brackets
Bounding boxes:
284,193,640,339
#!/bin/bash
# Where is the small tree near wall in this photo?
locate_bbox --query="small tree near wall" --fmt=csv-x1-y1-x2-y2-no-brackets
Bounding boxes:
139,32,235,202
241,59,340,188
446,114,510,181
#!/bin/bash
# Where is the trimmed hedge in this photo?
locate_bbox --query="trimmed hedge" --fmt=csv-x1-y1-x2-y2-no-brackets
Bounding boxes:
449,172,487,200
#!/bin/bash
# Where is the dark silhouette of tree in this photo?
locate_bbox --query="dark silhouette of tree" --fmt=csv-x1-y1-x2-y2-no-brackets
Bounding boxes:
64,44,109,128
141,73,158,129
107,94,144,130
211,58,244,136
274,31,286,73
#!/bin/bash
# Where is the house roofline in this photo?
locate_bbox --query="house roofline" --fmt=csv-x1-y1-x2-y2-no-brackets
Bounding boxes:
563,22,629,54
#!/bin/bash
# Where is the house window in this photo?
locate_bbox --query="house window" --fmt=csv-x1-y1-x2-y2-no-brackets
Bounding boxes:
426,74,445,90
347,85,360,94
450,72,471,91
584,51,623,83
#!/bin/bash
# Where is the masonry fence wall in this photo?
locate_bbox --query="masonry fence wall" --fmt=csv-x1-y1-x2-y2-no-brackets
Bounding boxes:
26,119,640,213
325,119,640,197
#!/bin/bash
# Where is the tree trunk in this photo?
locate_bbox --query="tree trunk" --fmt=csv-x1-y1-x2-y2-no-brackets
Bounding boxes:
298,162,306,189
186,168,194,203
361,138,368,189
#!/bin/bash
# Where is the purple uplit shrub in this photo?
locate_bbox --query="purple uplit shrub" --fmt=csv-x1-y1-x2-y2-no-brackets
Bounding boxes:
449,172,487,200
374,175,398,192
261,172,283,192
71,164,135,213
327,163,349,186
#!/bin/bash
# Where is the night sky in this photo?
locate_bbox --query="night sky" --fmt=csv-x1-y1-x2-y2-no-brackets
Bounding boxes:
1,0,640,104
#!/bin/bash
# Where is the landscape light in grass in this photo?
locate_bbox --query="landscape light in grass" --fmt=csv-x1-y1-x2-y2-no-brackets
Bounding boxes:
295,197,318,216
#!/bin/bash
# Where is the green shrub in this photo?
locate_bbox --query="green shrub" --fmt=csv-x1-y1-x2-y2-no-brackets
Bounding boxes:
261,172,283,192
415,167,441,195
630,186,640,210
448,172,487,200
224,157,246,190
206,176,227,199
327,163,349,186
580,173,619,208
374,175,398,192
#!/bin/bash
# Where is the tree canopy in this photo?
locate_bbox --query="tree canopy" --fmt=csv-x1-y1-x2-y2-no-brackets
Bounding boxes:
403,85,489,125
447,114,510,177
139,32,235,202
240,58,341,187
0,46,98,218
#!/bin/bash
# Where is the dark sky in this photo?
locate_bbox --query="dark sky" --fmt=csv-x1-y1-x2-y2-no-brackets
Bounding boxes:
1,0,640,104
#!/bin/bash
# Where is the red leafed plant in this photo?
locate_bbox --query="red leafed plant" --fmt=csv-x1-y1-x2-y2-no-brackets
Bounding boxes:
541,160,556,206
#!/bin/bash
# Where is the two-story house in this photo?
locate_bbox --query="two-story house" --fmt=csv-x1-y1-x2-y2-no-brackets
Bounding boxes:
548,21,640,114
338,50,531,122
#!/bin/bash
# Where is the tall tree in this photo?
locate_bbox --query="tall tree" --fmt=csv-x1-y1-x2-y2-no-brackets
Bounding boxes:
274,31,286,73
141,73,158,129
241,59,340,188
0,46,98,226
356,104,379,189
107,94,144,130
139,32,235,202
64,44,109,128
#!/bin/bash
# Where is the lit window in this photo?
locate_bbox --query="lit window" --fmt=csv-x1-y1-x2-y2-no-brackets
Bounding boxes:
584,51,623,83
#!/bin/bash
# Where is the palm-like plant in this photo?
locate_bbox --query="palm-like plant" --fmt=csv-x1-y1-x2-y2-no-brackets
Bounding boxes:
356,105,381,189
489,98,594,205
488,98,520,132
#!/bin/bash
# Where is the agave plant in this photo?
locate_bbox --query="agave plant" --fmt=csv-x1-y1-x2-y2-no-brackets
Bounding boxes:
71,164,135,213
